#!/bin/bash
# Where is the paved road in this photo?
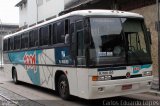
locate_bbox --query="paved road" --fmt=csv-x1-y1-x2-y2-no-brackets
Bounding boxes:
0,70,160,106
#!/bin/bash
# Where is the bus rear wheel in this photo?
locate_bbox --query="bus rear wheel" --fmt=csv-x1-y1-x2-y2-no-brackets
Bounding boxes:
13,69,18,84
58,74,70,100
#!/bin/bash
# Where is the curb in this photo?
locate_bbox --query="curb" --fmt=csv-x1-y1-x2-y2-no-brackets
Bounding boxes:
144,90,160,96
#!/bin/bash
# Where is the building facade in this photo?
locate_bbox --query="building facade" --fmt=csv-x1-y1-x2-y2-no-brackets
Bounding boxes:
16,0,94,28
16,0,65,28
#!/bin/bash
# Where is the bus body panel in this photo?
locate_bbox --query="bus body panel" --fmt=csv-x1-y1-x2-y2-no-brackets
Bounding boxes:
76,68,89,98
3,48,152,99
3,48,79,96
88,76,152,99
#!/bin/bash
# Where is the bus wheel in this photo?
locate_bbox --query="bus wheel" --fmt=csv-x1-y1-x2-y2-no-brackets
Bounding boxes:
58,74,70,100
13,69,18,84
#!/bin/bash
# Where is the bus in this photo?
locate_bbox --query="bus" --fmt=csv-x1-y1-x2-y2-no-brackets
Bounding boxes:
3,10,153,100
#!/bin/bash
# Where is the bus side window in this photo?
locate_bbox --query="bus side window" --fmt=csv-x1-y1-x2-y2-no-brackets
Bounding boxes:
52,23,57,44
70,23,75,55
39,26,50,46
57,21,65,43
21,33,29,49
49,24,52,45
3,39,8,51
70,23,75,43
75,20,85,65
65,19,70,44
29,29,38,47
14,35,21,50
8,37,14,50
8,38,11,51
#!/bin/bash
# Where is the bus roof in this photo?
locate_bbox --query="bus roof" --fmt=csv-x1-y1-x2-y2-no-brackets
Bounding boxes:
4,9,143,39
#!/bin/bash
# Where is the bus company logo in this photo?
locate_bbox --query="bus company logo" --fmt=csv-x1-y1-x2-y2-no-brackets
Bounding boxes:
126,72,131,78
23,52,37,73
133,66,141,74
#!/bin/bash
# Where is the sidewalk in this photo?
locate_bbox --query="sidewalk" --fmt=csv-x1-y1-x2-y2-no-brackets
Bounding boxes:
149,76,160,96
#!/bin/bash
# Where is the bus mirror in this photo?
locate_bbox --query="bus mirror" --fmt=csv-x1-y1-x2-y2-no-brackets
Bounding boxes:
147,29,152,44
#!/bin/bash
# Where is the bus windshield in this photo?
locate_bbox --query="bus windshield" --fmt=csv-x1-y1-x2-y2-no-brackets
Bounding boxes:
89,18,151,66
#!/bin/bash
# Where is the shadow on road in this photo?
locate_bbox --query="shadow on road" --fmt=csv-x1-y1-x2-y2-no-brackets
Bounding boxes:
8,81,143,106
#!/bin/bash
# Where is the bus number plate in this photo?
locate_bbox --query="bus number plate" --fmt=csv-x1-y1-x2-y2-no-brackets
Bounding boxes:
98,71,113,76
122,84,132,90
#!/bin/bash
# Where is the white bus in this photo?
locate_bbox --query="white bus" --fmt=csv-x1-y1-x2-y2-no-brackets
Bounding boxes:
3,10,153,100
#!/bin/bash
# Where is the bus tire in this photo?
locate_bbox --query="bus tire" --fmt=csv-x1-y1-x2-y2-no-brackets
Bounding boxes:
13,69,19,84
58,74,70,100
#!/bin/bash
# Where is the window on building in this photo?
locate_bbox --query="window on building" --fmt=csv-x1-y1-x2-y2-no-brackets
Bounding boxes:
21,32,29,49
20,5,23,10
23,2,27,8
37,0,43,6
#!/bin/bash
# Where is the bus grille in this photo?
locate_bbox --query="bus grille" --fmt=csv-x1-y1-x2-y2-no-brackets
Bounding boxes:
111,74,142,80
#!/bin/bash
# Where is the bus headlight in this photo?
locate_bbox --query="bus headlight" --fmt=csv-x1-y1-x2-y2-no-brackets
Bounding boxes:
92,75,112,81
143,71,152,76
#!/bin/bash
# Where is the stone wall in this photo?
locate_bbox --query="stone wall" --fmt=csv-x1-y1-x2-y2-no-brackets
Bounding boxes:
131,4,158,75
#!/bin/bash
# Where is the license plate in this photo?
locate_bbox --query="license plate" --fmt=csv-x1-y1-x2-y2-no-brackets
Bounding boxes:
122,84,132,90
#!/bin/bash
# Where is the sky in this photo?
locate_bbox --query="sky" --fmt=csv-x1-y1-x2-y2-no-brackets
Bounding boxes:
0,0,20,24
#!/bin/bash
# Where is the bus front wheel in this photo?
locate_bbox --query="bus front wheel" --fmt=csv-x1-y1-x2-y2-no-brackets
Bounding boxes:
13,69,18,84
58,74,70,100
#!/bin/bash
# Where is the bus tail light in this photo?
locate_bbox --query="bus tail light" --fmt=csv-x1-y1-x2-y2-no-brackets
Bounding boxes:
143,71,152,76
92,75,112,81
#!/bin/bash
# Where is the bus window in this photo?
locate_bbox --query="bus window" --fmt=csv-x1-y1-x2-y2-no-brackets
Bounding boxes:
65,19,70,44
49,24,52,45
21,33,29,49
65,19,69,34
77,31,84,56
76,21,83,30
70,23,75,44
39,26,50,46
8,37,14,50
14,35,21,50
57,21,65,43
29,29,38,47
10,37,14,50
52,24,57,44
8,38,11,51
70,23,76,58
3,39,8,51
76,20,85,65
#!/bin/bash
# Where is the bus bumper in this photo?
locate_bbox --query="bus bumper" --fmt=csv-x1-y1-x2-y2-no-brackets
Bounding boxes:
88,76,153,99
